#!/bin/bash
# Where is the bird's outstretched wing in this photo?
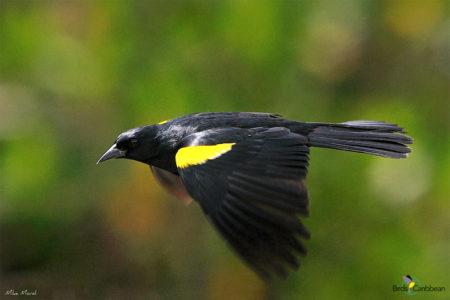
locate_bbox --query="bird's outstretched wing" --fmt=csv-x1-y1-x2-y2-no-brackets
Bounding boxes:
175,127,311,280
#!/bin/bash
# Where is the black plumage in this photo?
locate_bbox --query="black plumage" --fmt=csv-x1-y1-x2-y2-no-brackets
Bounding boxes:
97,112,413,281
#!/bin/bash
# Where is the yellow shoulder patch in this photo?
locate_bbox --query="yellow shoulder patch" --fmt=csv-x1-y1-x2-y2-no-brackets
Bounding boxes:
158,119,169,125
176,143,235,169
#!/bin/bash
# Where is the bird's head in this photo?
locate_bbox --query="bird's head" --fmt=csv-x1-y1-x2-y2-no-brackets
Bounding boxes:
97,125,160,165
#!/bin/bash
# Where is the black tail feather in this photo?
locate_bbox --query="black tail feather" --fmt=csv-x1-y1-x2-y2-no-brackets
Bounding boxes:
307,121,413,158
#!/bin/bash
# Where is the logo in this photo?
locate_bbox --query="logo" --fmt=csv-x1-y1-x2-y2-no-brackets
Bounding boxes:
392,275,446,295
402,275,420,295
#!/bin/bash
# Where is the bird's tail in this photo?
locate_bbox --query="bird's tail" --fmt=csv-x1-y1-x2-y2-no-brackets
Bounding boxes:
306,121,413,158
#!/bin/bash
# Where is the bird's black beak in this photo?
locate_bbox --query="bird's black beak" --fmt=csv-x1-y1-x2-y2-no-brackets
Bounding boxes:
97,144,126,164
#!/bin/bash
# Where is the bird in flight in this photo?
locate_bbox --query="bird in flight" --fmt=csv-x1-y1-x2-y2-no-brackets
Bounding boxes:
98,112,413,281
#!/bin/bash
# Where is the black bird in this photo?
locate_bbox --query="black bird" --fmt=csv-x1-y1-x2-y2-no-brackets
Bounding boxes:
97,112,413,280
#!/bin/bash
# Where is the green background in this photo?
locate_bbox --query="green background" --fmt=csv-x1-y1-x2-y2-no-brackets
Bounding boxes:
0,1,448,299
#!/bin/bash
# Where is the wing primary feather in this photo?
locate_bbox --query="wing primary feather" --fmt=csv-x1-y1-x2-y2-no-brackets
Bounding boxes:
223,200,308,257
218,210,301,270
228,178,309,215
278,231,308,256
208,215,265,271
217,208,262,242
233,172,307,198
213,214,290,280
228,181,303,213
227,193,311,239
222,199,276,236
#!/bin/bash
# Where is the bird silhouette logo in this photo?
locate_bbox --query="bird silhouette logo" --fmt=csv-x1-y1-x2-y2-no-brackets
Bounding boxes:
402,275,419,295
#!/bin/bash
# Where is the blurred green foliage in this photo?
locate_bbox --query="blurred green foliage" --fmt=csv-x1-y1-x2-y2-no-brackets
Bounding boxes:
0,1,448,299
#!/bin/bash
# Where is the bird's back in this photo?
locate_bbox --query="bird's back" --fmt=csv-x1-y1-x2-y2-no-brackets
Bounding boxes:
161,112,311,135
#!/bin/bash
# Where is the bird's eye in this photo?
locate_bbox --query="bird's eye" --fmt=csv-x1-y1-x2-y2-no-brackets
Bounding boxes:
128,138,139,148
116,141,127,150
